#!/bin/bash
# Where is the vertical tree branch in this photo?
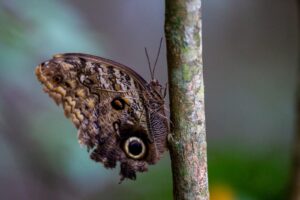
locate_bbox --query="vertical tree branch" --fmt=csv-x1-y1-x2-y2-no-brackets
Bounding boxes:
164,0,209,199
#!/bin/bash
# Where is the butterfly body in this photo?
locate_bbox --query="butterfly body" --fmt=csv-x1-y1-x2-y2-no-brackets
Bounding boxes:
35,53,169,180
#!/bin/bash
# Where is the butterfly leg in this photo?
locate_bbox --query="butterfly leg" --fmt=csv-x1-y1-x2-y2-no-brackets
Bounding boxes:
163,82,168,98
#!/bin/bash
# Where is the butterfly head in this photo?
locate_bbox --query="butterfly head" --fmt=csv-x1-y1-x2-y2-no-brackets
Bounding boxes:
148,79,165,99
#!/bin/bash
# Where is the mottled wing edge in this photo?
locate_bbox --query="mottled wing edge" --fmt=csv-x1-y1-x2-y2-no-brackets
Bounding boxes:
53,53,168,167
53,53,148,89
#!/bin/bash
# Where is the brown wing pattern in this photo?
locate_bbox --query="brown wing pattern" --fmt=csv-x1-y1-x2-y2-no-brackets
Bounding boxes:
35,53,168,180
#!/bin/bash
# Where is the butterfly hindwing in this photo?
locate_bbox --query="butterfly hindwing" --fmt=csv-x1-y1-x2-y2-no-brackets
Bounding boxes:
35,53,168,180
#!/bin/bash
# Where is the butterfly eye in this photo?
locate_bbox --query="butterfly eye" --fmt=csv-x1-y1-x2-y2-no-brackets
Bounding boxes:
53,75,63,83
124,137,146,159
111,97,126,110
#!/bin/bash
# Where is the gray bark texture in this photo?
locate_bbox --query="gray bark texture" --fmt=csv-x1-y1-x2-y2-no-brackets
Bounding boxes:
164,0,209,199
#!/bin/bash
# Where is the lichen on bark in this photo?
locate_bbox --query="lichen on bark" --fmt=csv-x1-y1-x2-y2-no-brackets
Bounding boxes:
165,0,209,199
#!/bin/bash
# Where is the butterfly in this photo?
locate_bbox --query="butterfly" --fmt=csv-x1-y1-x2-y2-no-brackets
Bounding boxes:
35,46,169,181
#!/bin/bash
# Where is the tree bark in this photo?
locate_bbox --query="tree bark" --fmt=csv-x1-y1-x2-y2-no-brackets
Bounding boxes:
164,0,209,199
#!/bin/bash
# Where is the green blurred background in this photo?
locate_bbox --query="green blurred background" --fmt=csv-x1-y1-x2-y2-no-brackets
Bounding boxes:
0,0,297,199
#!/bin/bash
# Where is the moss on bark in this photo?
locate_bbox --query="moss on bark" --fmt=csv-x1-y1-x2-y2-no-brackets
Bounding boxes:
165,0,209,199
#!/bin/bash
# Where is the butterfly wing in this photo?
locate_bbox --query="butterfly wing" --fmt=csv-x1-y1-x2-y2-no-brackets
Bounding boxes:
35,53,168,180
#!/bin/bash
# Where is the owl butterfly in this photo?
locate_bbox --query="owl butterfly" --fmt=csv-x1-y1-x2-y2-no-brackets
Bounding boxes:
35,49,169,181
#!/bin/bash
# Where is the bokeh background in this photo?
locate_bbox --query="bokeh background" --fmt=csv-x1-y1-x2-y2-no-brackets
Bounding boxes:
0,0,298,199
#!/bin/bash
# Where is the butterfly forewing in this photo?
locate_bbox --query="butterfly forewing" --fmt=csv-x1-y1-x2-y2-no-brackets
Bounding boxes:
35,53,168,180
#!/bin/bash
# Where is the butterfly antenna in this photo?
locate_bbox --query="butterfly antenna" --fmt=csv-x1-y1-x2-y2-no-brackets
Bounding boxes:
144,47,154,80
152,37,163,80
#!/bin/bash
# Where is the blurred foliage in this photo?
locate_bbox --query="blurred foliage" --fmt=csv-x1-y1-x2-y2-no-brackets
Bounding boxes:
208,146,291,200
0,0,293,199
210,184,236,200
